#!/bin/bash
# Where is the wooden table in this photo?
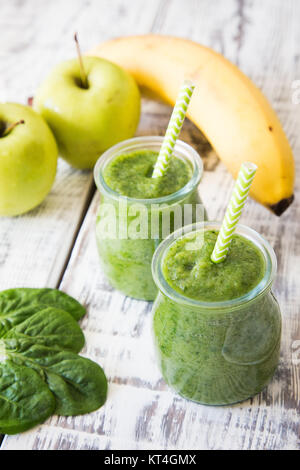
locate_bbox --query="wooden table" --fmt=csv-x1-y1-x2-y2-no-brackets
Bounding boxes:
0,0,299,451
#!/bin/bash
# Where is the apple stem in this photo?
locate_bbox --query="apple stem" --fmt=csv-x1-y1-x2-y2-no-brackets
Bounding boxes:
2,120,25,137
74,32,88,89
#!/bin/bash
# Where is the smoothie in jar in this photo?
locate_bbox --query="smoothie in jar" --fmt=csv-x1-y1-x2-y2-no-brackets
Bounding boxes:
152,222,281,405
103,149,191,199
94,137,205,301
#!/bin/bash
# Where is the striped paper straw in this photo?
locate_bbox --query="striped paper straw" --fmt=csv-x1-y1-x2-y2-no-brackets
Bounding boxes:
211,162,258,264
152,80,195,178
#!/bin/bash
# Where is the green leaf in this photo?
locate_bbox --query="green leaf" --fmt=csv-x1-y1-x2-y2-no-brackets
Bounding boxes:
0,360,55,435
27,288,86,321
0,288,85,336
45,352,107,416
0,288,107,434
4,307,85,353
6,342,107,416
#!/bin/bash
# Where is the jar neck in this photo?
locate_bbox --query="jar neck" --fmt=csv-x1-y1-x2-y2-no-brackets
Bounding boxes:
152,222,277,312
94,136,203,206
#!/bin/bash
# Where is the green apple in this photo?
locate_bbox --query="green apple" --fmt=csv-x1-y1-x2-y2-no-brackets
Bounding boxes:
33,56,141,169
0,103,58,216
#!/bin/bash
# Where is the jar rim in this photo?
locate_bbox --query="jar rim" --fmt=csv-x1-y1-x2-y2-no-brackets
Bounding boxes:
152,221,277,310
93,136,203,205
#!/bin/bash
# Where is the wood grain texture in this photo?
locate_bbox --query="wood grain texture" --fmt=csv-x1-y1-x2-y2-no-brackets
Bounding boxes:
1,0,300,450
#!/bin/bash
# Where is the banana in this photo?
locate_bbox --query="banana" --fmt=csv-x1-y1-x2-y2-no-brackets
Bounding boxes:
88,35,295,215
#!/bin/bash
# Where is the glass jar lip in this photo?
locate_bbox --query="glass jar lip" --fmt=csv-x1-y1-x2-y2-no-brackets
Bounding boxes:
93,136,203,205
152,221,277,310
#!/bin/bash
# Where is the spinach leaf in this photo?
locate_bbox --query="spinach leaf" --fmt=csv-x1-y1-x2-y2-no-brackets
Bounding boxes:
0,360,55,435
3,307,85,353
46,355,107,416
45,354,107,416
0,288,85,336
2,340,107,416
0,288,107,435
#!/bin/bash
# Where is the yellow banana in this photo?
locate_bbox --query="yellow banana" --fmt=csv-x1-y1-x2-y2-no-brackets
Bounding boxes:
88,35,295,215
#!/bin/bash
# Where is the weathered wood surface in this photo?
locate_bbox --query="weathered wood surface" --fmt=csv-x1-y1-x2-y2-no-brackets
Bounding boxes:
1,0,300,450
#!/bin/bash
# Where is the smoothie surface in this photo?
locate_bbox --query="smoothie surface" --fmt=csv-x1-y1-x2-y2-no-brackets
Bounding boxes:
163,230,265,302
103,149,192,198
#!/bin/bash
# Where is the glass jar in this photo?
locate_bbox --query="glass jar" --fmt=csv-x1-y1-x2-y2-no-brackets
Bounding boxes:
94,136,205,301
152,222,281,405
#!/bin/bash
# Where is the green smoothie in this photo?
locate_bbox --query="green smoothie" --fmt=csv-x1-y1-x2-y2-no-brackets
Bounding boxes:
162,230,265,301
103,149,192,198
95,143,204,300
152,226,281,405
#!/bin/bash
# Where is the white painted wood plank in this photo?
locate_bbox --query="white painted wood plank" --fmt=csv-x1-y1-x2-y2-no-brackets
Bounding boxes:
2,0,300,451
0,0,162,104
0,160,93,289
0,0,99,291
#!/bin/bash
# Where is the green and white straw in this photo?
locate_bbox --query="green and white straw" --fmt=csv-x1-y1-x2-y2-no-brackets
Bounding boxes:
152,79,195,178
211,162,258,264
